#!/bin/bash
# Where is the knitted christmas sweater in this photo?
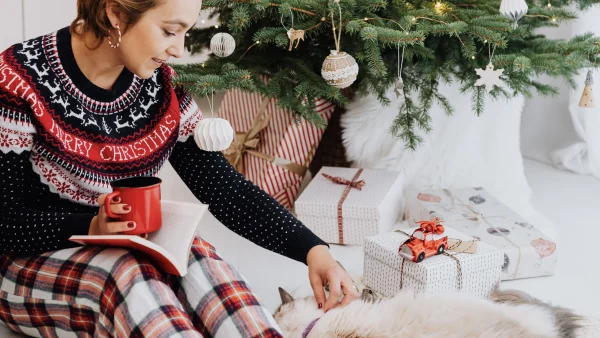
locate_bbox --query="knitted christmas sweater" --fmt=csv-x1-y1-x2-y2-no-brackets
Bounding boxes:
0,27,327,264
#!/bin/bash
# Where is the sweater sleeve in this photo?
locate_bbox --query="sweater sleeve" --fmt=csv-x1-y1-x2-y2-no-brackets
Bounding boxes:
0,61,95,255
168,88,328,265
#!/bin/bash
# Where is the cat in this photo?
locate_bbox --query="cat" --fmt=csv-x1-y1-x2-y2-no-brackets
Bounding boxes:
273,287,584,338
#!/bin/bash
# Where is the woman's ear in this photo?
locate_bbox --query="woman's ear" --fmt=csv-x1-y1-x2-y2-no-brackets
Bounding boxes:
105,1,128,30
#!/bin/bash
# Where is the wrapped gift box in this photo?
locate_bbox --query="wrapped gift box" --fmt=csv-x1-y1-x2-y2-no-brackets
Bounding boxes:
294,167,404,245
404,187,558,281
219,88,335,210
363,227,503,298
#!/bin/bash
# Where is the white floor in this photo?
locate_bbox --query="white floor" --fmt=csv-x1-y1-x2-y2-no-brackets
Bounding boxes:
1,158,598,337
500,159,600,318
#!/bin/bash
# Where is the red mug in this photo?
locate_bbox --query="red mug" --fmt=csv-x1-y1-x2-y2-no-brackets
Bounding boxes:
104,176,162,235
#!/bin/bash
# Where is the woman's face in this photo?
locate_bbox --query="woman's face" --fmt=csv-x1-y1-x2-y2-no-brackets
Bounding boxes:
116,0,202,79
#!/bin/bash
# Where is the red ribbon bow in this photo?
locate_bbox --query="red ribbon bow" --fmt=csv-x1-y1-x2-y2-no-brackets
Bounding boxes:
321,173,366,190
321,170,366,244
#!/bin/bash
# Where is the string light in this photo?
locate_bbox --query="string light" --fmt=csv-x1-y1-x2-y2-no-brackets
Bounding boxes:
201,20,206,24
215,25,219,28
547,1,552,7
435,1,442,7
472,55,476,59
552,16,557,22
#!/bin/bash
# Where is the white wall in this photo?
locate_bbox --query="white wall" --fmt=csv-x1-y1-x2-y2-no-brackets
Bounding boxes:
0,0,24,50
519,20,583,165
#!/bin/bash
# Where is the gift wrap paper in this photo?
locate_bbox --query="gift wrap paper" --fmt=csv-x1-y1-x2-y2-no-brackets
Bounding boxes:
219,87,335,209
295,167,404,245
363,228,503,298
404,187,558,280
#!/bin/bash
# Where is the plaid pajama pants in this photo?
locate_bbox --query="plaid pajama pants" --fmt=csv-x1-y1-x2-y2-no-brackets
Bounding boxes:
0,237,283,338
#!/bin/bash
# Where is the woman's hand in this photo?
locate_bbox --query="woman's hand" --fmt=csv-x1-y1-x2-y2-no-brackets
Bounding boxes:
88,194,136,236
306,245,360,312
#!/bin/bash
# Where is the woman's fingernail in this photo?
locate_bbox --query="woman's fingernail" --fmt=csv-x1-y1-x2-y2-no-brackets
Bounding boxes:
114,197,121,203
127,222,136,229
123,205,131,211
318,303,322,309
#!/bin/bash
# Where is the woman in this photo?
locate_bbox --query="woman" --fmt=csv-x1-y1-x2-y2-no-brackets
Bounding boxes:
0,0,359,336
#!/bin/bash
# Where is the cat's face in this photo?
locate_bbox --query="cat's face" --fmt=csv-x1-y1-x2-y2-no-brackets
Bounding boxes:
273,288,324,338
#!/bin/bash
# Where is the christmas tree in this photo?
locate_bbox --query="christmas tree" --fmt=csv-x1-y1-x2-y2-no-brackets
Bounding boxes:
172,0,600,148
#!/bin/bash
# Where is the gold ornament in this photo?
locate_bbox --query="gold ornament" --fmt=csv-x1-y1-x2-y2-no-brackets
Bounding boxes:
578,70,595,108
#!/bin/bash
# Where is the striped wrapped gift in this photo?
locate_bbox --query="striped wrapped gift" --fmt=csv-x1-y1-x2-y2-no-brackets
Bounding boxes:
218,88,335,210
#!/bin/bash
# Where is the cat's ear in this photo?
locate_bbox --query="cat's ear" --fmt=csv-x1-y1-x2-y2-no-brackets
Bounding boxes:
278,287,294,305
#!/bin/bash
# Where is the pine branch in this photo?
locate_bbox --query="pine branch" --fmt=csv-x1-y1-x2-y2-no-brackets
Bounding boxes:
177,0,600,149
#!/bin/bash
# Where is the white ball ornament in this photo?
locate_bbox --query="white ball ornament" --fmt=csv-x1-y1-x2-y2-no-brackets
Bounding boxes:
321,50,359,89
210,33,236,58
499,0,528,28
194,118,235,152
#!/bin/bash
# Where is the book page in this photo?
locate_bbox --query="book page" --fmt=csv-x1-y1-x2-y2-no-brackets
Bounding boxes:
147,205,206,270
69,236,184,276
70,202,207,276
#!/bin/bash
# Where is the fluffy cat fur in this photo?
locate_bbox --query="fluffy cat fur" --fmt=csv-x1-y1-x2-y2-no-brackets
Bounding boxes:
273,287,584,338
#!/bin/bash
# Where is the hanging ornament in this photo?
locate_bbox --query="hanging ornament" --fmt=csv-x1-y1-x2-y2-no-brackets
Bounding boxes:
322,51,359,89
210,32,236,58
194,118,234,151
321,0,359,89
394,78,405,100
287,29,305,51
499,0,528,29
475,62,505,93
194,91,234,151
579,70,595,108
474,45,505,93
281,11,305,51
394,44,406,100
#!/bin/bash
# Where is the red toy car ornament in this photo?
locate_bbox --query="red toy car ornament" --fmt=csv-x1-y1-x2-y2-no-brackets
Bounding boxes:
398,217,449,263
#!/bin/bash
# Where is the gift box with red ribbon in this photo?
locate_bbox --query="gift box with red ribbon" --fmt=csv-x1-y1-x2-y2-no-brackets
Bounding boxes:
219,89,335,210
363,227,503,298
404,187,558,280
294,167,404,245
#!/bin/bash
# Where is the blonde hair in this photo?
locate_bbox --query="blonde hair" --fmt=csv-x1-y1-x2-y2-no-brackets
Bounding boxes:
70,0,162,48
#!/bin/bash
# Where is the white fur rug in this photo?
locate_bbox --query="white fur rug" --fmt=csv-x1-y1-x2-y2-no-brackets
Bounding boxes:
340,83,557,240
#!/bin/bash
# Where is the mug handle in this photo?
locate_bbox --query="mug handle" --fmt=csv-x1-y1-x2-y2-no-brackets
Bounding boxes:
104,192,121,219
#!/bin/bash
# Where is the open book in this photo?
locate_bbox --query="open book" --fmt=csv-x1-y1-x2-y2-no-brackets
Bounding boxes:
70,201,209,277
